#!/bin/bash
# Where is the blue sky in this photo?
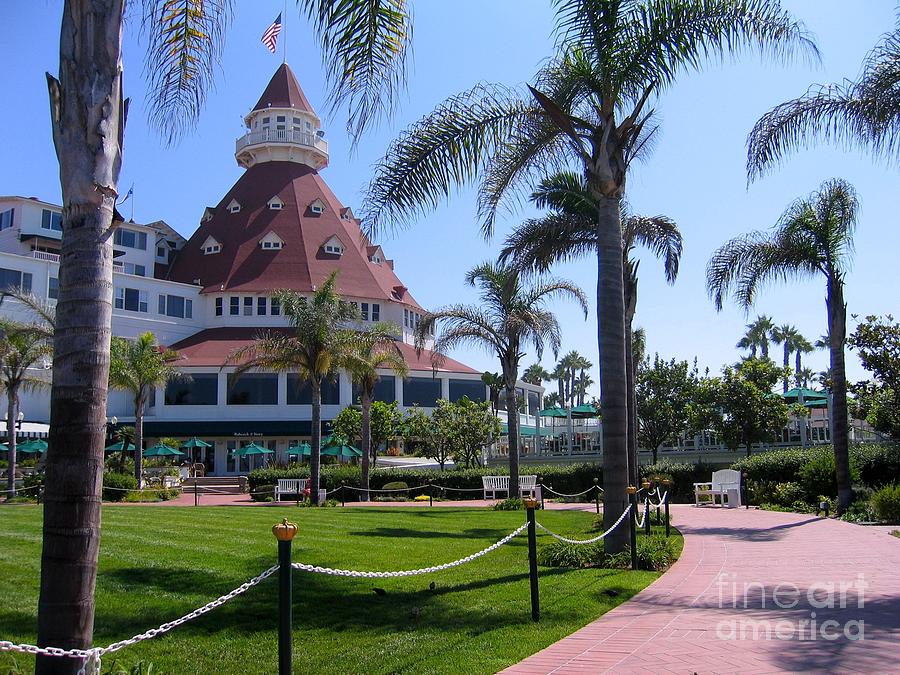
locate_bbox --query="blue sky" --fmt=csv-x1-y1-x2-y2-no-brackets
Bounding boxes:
1,1,895,390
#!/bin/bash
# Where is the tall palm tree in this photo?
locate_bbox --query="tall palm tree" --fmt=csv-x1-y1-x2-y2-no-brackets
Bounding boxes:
794,336,814,387
108,333,180,485
364,1,812,548
551,362,568,408
343,322,408,501
574,372,595,406
559,351,585,407
230,273,358,507
736,331,758,359
417,261,587,498
751,315,775,359
500,170,681,484
0,320,53,498
41,2,410,664
707,178,858,512
522,363,550,386
771,324,802,392
797,367,815,389
748,11,900,179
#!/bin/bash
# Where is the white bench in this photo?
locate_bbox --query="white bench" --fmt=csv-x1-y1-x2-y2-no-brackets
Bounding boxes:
276,478,327,503
482,475,538,500
694,469,741,507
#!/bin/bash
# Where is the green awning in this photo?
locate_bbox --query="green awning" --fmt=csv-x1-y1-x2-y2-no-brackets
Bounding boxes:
539,407,568,418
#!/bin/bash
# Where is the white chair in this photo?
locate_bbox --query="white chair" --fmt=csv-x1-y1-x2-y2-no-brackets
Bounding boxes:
694,469,741,507
519,475,538,498
482,476,510,499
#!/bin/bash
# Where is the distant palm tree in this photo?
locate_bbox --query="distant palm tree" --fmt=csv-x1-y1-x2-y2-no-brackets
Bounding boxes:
771,324,803,392
752,316,775,359
481,371,503,418
815,333,830,351
544,392,562,408
343,322,408,500
707,178,859,512
108,333,180,485
748,12,900,179
574,372,595,406
417,261,587,497
230,273,358,506
794,336,814,387
365,0,813,552
797,367,815,389
522,364,550,386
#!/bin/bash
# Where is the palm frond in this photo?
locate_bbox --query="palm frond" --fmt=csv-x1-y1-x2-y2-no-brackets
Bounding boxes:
299,0,412,144
142,0,232,145
500,213,596,272
624,214,682,283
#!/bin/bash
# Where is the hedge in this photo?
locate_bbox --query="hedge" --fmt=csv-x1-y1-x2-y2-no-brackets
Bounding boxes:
639,460,719,503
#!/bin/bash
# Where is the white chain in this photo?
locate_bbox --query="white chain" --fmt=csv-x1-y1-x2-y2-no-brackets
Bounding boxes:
648,491,668,508
292,523,528,578
0,483,42,494
539,484,601,498
343,484,425,493
534,504,632,545
433,485,483,492
634,501,647,529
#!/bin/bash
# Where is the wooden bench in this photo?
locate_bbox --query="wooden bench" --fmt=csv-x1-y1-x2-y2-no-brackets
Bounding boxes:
482,475,538,500
694,469,741,507
276,478,326,503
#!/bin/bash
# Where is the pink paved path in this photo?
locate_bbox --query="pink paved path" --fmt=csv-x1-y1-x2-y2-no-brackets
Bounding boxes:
503,505,900,675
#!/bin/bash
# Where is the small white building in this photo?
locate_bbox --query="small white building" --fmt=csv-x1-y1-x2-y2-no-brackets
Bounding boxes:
0,64,543,475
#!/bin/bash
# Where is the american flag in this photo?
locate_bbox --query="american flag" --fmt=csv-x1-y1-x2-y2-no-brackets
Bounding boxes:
261,14,282,54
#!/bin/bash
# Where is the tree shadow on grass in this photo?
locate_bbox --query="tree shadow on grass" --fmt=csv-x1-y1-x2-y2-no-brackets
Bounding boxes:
345,526,515,540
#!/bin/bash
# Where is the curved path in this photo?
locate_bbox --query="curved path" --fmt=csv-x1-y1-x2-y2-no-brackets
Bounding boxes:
503,505,900,674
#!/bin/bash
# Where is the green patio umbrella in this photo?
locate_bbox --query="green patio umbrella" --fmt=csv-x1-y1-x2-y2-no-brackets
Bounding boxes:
180,437,213,449
783,387,829,408
230,442,274,457
539,406,568,418
17,439,48,454
143,443,184,457
570,404,600,418
0,443,8,452
321,443,362,458
105,440,136,453
286,442,312,457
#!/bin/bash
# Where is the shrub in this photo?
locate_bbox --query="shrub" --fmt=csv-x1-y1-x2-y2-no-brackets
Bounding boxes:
413,494,430,501
250,484,276,502
640,461,713,502
870,484,900,523
538,542,603,568
103,472,138,502
771,482,805,507
492,498,524,511
381,481,409,491
603,535,678,571
797,452,859,501
841,499,874,523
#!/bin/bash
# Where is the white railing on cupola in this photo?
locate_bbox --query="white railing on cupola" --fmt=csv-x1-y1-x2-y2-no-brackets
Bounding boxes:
31,251,59,263
235,129,328,154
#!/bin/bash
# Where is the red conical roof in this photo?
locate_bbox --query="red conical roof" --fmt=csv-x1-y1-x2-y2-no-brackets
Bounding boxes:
251,63,315,114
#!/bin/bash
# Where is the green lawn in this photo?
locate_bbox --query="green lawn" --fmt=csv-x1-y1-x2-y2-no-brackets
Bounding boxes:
0,505,677,674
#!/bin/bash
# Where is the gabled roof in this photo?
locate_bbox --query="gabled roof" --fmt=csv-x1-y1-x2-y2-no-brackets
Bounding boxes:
251,63,315,115
166,161,423,309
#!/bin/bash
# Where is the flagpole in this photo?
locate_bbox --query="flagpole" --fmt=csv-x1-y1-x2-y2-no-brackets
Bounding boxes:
282,0,287,64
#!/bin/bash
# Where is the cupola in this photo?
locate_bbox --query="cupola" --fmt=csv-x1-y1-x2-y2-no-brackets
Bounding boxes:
234,63,329,171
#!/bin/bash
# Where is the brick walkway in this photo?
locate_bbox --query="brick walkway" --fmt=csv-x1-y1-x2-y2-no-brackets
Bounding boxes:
503,505,900,674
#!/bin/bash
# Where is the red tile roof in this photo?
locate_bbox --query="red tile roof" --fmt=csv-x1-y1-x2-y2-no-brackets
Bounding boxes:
252,63,314,114
166,160,422,310
167,328,478,374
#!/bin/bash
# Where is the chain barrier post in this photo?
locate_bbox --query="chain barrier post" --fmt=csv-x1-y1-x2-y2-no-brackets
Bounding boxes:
273,518,298,675
593,478,600,514
340,480,346,507
537,476,544,510
428,479,433,507
743,472,749,510
194,482,199,507
524,497,540,621
662,479,671,538
641,480,651,535
627,486,638,571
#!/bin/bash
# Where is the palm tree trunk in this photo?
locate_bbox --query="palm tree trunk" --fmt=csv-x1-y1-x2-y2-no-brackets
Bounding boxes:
360,387,372,501
795,350,803,388
37,3,123,669
625,287,638,486
505,383,520,499
310,378,322,506
783,344,790,393
827,280,851,512
6,392,17,498
594,193,629,555
133,394,144,486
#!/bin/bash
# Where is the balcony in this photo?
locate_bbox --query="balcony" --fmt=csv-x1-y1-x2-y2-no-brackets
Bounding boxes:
235,129,328,155
31,250,59,263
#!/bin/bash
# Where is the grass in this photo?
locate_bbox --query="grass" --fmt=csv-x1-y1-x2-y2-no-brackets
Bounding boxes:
0,505,679,674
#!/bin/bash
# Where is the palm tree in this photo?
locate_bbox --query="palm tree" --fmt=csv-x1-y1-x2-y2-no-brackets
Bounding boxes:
108,333,180,486
551,362,568,408
364,2,812,548
522,363,550,386
794,336,814,387
707,178,858,512
751,316,775,359
574,372,595,406
736,332,758,359
500,170,681,484
0,319,53,498
748,12,900,179
544,392,562,408
771,324,802,392
797,367,815,389
482,371,504,418
417,261,587,498
41,2,410,663
343,322,408,501
230,273,357,507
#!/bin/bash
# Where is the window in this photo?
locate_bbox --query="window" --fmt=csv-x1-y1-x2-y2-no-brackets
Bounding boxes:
227,373,278,405
262,116,270,124
261,240,282,249
227,199,241,214
527,391,541,416
114,287,148,312
113,228,147,250
276,115,285,123
158,294,192,318
403,377,442,408
41,209,62,232
48,276,59,300
0,269,32,294
287,374,340,405
271,296,280,316
156,245,166,258
0,208,14,230
352,375,396,405
310,201,325,215
215,297,223,316
243,297,253,316
292,117,302,125
204,244,221,255
257,297,267,315
449,379,486,403
165,373,218,405
404,309,409,328
230,296,240,315
372,303,380,321
121,262,146,276
361,303,369,321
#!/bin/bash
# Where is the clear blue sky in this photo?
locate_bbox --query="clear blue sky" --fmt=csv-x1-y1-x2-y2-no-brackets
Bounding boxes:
1,1,895,391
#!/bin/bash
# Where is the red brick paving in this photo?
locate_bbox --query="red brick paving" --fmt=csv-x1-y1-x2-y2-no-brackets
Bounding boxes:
502,505,900,675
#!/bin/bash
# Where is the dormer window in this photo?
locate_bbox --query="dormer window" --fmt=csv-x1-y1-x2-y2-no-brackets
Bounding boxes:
201,207,215,223
367,245,385,264
259,231,284,250
202,236,222,255
340,207,354,221
322,236,343,256
309,199,326,215
227,199,241,214
268,195,284,210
